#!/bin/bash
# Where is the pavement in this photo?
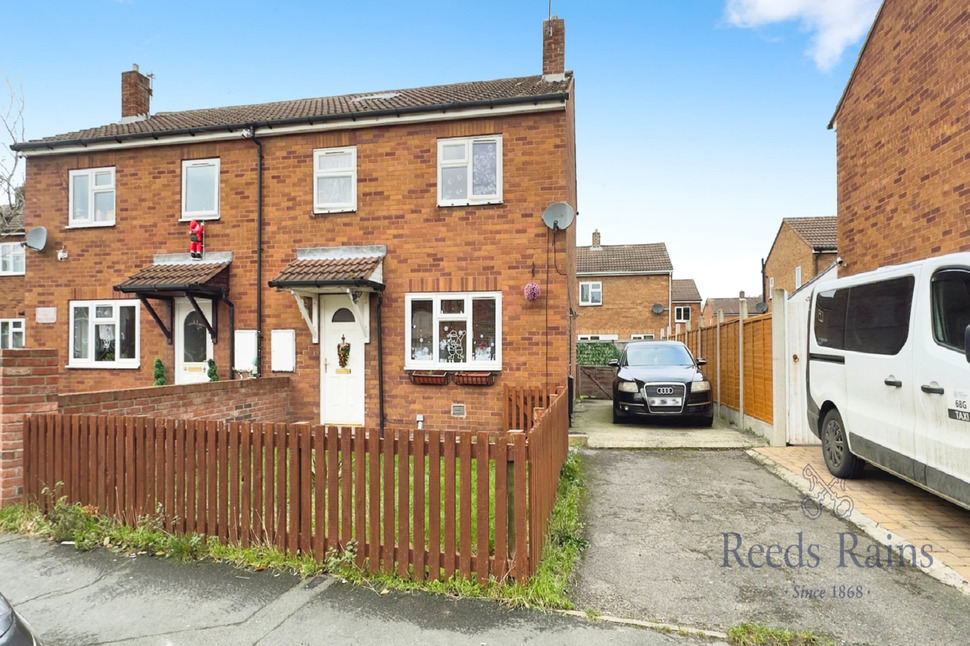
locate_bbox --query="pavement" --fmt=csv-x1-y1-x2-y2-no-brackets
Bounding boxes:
570,399,766,449
0,532,701,646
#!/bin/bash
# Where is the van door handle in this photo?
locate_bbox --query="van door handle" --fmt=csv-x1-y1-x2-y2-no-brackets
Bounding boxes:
884,378,902,388
921,384,945,395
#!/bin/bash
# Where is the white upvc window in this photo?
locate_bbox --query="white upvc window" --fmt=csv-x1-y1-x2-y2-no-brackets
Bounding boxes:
437,135,503,206
313,147,357,213
579,281,602,306
631,334,655,341
405,291,502,370
69,167,116,227
0,319,25,349
69,301,140,369
795,266,803,289
182,158,220,220
0,242,25,275
578,334,619,341
675,306,691,323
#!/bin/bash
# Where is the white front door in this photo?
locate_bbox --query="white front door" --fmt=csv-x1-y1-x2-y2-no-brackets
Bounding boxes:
175,299,214,385
321,294,367,425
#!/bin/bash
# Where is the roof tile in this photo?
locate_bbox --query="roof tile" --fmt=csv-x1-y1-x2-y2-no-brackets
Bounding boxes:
672,279,701,302
577,243,672,274
785,216,837,250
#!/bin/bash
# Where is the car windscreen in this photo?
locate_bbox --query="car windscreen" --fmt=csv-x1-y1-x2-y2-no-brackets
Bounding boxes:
624,345,693,367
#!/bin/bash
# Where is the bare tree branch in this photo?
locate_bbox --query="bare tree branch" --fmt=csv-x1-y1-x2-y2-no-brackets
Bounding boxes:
0,70,26,228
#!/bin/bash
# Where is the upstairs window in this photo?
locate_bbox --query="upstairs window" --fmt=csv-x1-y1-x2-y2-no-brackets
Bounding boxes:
579,282,602,306
0,319,24,349
675,306,691,323
0,242,25,275
437,135,502,206
69,167,115,227
313,147,357,213
182,159,220,220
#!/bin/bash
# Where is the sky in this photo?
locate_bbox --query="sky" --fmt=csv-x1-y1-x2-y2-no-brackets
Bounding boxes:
1,0,882,302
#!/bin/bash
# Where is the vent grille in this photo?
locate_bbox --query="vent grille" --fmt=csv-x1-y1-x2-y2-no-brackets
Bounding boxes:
451,403,467,418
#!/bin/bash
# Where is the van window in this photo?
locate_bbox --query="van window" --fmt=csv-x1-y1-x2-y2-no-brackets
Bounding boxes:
814,276,914,354
814,288,848,349
844,277,914,355
932,269,970,352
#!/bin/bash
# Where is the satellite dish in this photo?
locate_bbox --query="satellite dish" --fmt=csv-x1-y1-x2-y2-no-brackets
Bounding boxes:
541,202,575,231
755,302,769,314
651,303,665,315
23,227,47,252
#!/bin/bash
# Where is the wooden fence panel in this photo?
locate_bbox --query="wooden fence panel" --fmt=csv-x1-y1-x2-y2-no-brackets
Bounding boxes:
743,314,773,423
719,320,740,410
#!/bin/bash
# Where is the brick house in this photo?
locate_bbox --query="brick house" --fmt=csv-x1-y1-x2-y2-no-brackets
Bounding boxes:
671,279,702,330
829,0,970,275
763,216,837,304
11,18,577,433
0,203,25,350
576,230,672,341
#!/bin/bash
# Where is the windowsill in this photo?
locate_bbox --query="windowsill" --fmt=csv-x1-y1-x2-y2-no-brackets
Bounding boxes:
66,362,141,370
579,303,602,307
179,215,220,222
437,199,503,208
313,207,356,215
65,222,115,230
405,365,501,373
0,273,26,277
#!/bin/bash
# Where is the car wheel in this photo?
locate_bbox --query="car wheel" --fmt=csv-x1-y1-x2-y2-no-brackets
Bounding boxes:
612,407,623,424
698,414,713,428
821,408,864,479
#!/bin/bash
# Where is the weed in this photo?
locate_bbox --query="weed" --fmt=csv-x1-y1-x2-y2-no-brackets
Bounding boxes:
728,622,835,646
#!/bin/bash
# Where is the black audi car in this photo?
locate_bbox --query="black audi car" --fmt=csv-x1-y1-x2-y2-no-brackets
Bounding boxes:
609,341,714,426
0,592,40,646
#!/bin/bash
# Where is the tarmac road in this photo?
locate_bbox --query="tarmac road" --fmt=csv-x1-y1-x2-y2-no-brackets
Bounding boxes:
0,531,700,646
569,448,970,646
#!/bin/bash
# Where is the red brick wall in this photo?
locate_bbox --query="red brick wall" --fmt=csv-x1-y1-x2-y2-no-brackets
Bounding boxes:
21,105,575,433
764,224,837,305
57,376,290,422
834,0,970,275
0,349,58,506
576,274,670,340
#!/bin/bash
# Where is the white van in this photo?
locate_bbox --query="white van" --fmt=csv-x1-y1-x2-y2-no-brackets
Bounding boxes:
807,252,970,509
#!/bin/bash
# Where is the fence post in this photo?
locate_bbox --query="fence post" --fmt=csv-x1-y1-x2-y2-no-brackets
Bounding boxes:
738,293,748,429
716,310,723,418
770,288,788,447
507,429,522,564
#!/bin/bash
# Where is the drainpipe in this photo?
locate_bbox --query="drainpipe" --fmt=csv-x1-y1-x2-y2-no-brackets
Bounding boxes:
243,126,264,376
377,292,386,439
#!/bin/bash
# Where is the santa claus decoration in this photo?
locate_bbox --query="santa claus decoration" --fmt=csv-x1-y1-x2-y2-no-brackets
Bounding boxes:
189,220,204,259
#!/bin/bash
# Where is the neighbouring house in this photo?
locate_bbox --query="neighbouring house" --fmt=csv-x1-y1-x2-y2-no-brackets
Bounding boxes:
829,0,970,275
763,216,837,304
11,17,577,433
576,230,672,341
671,278,702,330
0,201,25,349
700,296,760,326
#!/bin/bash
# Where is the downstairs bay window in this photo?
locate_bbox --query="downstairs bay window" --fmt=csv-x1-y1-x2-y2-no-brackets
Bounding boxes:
406,292,501,370
69,301,139,368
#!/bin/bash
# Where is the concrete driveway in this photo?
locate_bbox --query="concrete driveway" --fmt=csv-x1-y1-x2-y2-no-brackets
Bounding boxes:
569,448,970,645
571,399,765,449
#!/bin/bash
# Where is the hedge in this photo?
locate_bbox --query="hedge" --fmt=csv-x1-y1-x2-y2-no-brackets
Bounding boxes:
576,341,620,366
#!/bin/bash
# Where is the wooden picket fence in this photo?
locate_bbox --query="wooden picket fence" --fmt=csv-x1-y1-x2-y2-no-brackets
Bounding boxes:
22,386,569,583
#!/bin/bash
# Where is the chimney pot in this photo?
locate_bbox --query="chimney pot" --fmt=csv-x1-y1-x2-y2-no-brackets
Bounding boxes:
542,16,565,79
121,65,152,120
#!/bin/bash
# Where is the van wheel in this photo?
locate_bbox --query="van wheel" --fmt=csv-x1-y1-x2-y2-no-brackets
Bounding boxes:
821,409,864,479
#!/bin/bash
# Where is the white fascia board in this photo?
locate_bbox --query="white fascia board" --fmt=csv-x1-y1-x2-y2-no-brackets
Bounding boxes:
577,270,673,277
20,102,566,158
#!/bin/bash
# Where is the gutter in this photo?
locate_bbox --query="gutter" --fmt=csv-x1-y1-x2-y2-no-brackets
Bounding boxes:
12,93,570,153
267,278,386,292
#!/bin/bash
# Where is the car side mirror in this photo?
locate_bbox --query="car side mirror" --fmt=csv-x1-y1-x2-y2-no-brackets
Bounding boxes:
608,359,619,368
965,324,970,363
697,358,707,366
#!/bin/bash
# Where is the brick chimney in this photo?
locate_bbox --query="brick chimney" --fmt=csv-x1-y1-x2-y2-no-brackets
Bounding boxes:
121,64,152,119
592,230,601,249
543,16,565,80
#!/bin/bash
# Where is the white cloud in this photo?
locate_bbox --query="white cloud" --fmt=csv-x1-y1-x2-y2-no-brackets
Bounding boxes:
725,0,881,71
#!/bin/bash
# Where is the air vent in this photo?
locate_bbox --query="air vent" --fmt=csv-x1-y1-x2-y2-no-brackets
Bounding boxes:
451,403,467,418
